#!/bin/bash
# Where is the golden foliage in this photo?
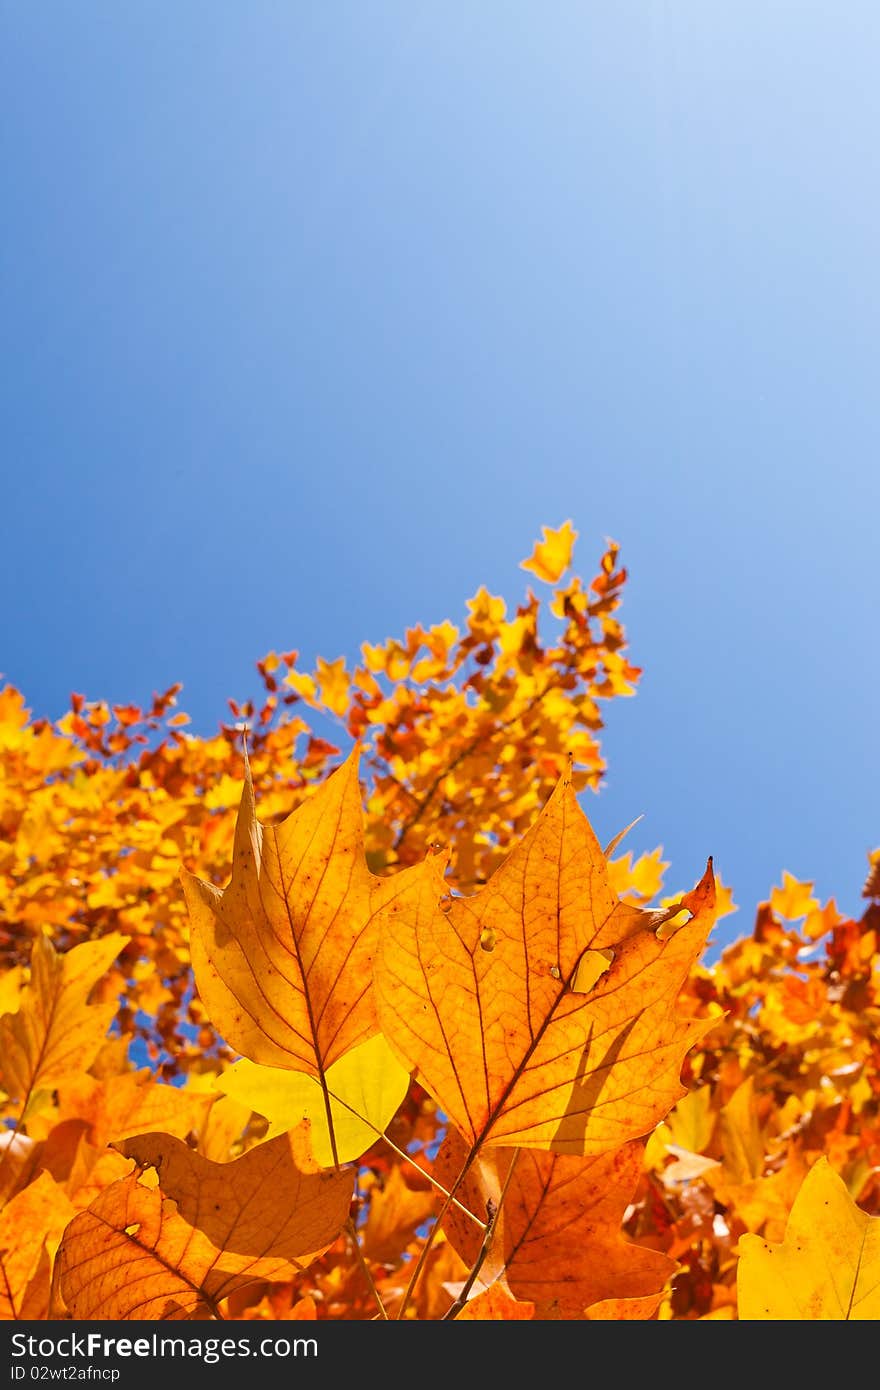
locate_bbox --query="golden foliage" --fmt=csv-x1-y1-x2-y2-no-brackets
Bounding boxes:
2,524,878,1322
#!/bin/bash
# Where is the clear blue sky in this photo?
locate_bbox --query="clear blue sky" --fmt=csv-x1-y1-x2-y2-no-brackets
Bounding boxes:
3,4,878,949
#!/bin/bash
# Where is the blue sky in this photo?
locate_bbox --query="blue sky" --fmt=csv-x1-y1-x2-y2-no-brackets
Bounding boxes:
3,4,878,949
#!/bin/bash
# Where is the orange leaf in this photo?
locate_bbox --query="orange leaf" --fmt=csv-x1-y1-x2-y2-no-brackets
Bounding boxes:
457,1285,535,1319
55,1071,215,1150
584,1293,665,1319
0,1171,76,1320
58,1125,354,1320
183,750,399,1090
375,773,715,1156
439,1133,674,1316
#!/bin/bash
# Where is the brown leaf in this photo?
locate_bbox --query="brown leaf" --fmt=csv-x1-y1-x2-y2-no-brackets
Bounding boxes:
58,1125,354,1320
439,1131,675,1316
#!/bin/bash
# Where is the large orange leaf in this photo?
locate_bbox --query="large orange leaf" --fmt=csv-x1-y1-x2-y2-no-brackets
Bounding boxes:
439,1132,674,1316
58,1125,354,1320
0,934,125,1108
183,751,396,1088
375,773,714,1156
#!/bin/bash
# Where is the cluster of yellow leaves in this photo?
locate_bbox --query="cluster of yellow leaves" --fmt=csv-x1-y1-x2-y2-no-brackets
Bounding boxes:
2,523,879,1322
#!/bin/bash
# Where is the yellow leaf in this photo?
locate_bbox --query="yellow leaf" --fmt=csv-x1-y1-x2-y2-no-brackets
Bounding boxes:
661,1145,722,1187
316,657,350,718
465,587,507,627
0,934,125,1107
719,1078,764,1184
608,847,669,904
665,1085,716,1156
216,1034,410,1166
59,1125,354,1320
0,964,22,1017
283,669,318,702
738,1158,880,1318
520,521,578,584
375,773,715,1155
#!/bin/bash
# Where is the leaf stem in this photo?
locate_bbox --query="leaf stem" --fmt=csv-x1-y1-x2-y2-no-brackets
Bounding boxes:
379,1135,485,1231
442,1147,521,1320
394,1148,478,1319
311,1074,486,1230
346,1215,388,1320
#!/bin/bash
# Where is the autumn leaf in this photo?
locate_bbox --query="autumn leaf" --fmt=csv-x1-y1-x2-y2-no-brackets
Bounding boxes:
717,1078,764,1185
770,871,820,922
0,933,126,1111
520,520,578,584
737,1158,880,1319
0,1171,75,1319
183,749,402,1161
216,1033,410,1166
664,1085,716,1157
375,771,715,1157
439,1132,675,1317
58,1125,354,1319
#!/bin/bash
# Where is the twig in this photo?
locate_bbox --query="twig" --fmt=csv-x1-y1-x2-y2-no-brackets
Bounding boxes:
442,1148,522,1320
346,1215,388,1320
